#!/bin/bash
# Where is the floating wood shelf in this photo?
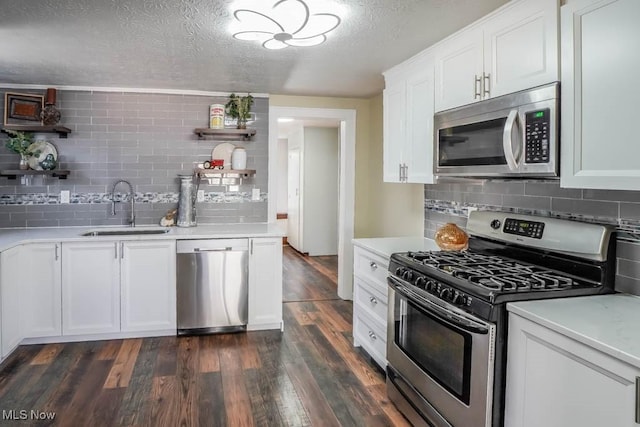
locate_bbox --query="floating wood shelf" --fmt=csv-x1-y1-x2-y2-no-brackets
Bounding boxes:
2,125,72,139
194,128,256,140
196,168,256,178
0,169,70,180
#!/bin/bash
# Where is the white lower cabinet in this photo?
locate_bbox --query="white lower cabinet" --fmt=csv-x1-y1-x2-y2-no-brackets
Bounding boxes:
21,243,62,338
61,241,121,335
248,237,283,330
352,246,390,368
0,233,279,359
121,240,176,332
505,313,640,427
62,240,177,336
1,245,23,358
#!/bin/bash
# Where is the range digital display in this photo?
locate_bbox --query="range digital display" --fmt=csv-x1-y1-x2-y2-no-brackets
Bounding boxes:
503,218,545,239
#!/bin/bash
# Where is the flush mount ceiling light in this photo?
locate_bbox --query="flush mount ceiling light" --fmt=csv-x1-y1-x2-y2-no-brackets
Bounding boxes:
231,0,341,50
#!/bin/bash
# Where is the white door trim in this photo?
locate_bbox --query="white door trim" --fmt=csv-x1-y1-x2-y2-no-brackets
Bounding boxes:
269,106,356,300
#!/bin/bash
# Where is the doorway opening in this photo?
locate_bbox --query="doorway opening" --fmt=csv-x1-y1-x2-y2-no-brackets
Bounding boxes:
268,106,356,300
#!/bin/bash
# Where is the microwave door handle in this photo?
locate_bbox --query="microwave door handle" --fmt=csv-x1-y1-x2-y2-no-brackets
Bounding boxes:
503,109,519,170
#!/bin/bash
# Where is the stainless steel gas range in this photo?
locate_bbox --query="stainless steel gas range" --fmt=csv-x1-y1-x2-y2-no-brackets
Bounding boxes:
386,211,616,427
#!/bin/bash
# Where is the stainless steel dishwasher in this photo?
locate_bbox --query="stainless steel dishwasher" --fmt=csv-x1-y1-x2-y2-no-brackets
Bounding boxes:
176,239,248,335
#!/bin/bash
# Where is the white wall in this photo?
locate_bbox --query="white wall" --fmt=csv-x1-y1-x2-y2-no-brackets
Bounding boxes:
276,138,288,214
303,127,340,256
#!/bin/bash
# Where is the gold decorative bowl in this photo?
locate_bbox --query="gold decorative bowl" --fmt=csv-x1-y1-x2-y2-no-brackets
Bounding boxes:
434,223,469,251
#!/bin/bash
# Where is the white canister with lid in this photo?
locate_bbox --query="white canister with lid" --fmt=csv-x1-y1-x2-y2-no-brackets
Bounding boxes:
231,147,247,170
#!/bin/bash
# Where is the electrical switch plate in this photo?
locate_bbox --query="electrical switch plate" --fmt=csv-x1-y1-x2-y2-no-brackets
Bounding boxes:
60,190,70,204
197,190,205,202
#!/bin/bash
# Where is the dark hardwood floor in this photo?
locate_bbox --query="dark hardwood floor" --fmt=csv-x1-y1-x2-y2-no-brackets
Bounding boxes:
283,245,339,303
0,246,407,426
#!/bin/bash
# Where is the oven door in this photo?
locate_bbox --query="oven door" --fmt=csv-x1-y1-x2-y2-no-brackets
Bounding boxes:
387,276,496,427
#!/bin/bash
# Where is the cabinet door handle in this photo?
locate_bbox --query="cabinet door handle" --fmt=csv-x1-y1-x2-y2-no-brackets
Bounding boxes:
114,242,118,259
369,261,377,270
120,242,124,259
403,164,408,182
54,244,59,261
399,163,403,181
474,75,482,99
636,377,640,424
369,296,378,305
368,331,377,340
483,73,491,98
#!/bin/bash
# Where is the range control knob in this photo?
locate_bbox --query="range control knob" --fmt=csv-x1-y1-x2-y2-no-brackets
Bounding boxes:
439,288,452,300
451,291,463,305
426,280,437,292
415,276,427,289
395,267,405,276
402,270,414,281
490,219,502,230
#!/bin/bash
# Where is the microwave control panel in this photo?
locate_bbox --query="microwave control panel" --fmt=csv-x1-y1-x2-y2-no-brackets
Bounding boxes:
524,108,550,164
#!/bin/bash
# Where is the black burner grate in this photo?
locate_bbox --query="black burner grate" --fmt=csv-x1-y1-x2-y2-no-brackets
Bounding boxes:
404,250,578,293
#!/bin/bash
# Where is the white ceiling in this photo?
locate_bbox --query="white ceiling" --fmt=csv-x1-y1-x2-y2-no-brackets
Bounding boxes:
0,0,507,98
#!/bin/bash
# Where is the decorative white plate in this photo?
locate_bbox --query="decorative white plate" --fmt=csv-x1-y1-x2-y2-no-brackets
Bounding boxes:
211,143,236,169
27,141,58,170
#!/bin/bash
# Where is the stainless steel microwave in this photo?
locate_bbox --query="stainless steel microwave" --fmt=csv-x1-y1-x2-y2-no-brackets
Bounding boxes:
434,82,559,178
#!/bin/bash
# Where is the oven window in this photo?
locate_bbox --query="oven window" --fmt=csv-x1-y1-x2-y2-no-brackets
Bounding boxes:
395,299,472,404
438,118,507,166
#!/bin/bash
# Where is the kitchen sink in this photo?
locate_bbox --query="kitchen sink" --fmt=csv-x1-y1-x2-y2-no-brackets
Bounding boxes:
81,229,171,237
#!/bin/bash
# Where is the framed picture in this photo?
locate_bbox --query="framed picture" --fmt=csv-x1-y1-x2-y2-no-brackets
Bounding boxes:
4,92,44,126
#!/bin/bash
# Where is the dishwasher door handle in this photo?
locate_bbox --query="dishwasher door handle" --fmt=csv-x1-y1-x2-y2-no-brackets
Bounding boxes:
193,247,234,252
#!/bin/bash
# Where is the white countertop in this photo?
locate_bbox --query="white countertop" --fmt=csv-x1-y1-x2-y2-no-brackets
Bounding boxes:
508,294,640,369
0,223,285,252
352,236,440,259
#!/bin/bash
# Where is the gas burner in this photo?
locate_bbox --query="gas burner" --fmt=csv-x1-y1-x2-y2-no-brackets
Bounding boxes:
402,249,582,294
468,270,575,292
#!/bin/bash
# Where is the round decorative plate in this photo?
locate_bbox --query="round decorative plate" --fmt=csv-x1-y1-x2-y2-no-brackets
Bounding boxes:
211,143,236,169
27,141,58,170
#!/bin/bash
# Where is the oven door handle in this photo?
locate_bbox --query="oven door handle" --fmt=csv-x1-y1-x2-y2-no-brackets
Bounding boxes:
389,276,490,335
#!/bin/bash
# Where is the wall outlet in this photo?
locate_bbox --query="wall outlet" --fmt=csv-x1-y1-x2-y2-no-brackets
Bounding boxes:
197,189,205,202
60,190,70,204
252,188,261,201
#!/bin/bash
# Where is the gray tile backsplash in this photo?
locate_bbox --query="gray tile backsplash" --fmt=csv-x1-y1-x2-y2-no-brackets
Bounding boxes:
423,179,640,295
0,88,268,227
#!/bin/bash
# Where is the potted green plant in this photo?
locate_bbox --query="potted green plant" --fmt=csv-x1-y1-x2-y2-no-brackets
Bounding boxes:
4,130,37,170
225,93,254,129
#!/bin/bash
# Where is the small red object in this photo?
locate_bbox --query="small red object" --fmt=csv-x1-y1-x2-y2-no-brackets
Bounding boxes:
211,159,224,169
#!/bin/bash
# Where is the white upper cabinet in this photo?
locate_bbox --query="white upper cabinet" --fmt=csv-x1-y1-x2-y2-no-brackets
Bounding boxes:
560,0,640,190
435,0,559,112
383,51,436,184
434,27,484,112
383,80,406,183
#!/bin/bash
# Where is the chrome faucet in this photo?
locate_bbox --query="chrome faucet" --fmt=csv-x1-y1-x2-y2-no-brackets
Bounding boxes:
111,180,135,227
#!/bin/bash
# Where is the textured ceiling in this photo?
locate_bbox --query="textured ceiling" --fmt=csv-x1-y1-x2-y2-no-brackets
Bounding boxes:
0,0,508,98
